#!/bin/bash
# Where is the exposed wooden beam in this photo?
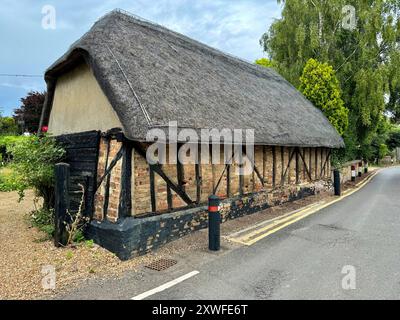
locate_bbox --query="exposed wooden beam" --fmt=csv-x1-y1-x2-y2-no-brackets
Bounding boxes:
226,164,231,198
309,147,312,181
298,147,312,181
262,146,267,185
296,147,300,184
239,149,244,196
281,148,296,185
167,185,173,211
129,141,194,206
213,148,236,196
213,164,228,195
280,146,284,186
153,164,193,205
177,144,185,191
272,146,277,188
149,166,156,212
315,147,318,179
103,138,112,219
195,162,201,204
252,169,256,191
118,143,132,218
242,148,265,188
320,149,332,178
320,148,323,177
253,165,265,188
96,143,124,190
288,148,291,185
302,148,306,181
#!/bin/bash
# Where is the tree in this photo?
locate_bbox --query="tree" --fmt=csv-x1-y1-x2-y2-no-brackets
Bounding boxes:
378,143,389,159
13,91,46,133
0,116,18,135
368,116,392,161
0,110,17,135
300,58,348,136
261,0,400,160
387,127,400,150
387,50,400,123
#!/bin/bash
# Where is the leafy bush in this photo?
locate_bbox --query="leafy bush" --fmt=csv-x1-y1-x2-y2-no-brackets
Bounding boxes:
379,144,390,159
31,207,54,227
7,135,65,208
0,117,19,135
255,58,275,69
0,167,23,192
0,135,28,165
29,208,55,238
300,58,349,136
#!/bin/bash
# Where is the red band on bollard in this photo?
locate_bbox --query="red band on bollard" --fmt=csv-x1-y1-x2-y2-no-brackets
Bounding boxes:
208,206,219,212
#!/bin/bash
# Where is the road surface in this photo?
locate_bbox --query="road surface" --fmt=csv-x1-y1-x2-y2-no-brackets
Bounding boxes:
59,167,400,300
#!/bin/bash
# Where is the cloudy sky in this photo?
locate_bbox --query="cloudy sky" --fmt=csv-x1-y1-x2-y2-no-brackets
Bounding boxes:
0,0,281,116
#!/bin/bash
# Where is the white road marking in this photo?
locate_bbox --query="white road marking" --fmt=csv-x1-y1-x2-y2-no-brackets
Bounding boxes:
131,270,200,300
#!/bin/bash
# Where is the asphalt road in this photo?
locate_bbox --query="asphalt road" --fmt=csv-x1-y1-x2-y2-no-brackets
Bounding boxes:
59,167,400,300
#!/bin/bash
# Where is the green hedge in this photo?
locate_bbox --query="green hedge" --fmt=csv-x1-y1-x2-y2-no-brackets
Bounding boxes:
0,135,28,163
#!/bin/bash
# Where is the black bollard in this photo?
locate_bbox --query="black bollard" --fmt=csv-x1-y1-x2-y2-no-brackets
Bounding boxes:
358,162,363,177
333,169,341,196
208,195,221,251
364,161,368,173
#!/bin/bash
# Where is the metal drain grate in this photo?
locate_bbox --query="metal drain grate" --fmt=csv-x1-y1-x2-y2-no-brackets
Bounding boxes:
145,258,177,271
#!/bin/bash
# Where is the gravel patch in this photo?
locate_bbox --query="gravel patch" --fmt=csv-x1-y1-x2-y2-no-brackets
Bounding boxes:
0,172,375,299
0,191,162,300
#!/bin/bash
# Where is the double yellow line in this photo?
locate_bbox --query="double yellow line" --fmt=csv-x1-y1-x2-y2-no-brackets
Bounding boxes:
226,170,380,246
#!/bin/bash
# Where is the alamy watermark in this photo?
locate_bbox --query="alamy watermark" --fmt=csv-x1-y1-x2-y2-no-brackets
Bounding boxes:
145,122,255,175
41,265,56,290
41,5,56,30
342,5,357,31
314,3,357,32
341,265,356,290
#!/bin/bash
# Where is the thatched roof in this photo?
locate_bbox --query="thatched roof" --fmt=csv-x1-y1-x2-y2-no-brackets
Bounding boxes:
41,9,344,148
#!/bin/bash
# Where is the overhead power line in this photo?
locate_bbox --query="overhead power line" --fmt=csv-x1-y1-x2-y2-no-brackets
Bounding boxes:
0,74,42,78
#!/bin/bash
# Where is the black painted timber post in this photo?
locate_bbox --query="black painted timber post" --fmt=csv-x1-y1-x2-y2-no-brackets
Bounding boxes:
351,165,356,182
208,195,221,251
333,169,341,196
54,163,70,247
358,161,363,177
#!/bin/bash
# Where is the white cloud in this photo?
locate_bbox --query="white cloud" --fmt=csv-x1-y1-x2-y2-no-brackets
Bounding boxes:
119,0,281,61
0,81,43,92
0,0,282,111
